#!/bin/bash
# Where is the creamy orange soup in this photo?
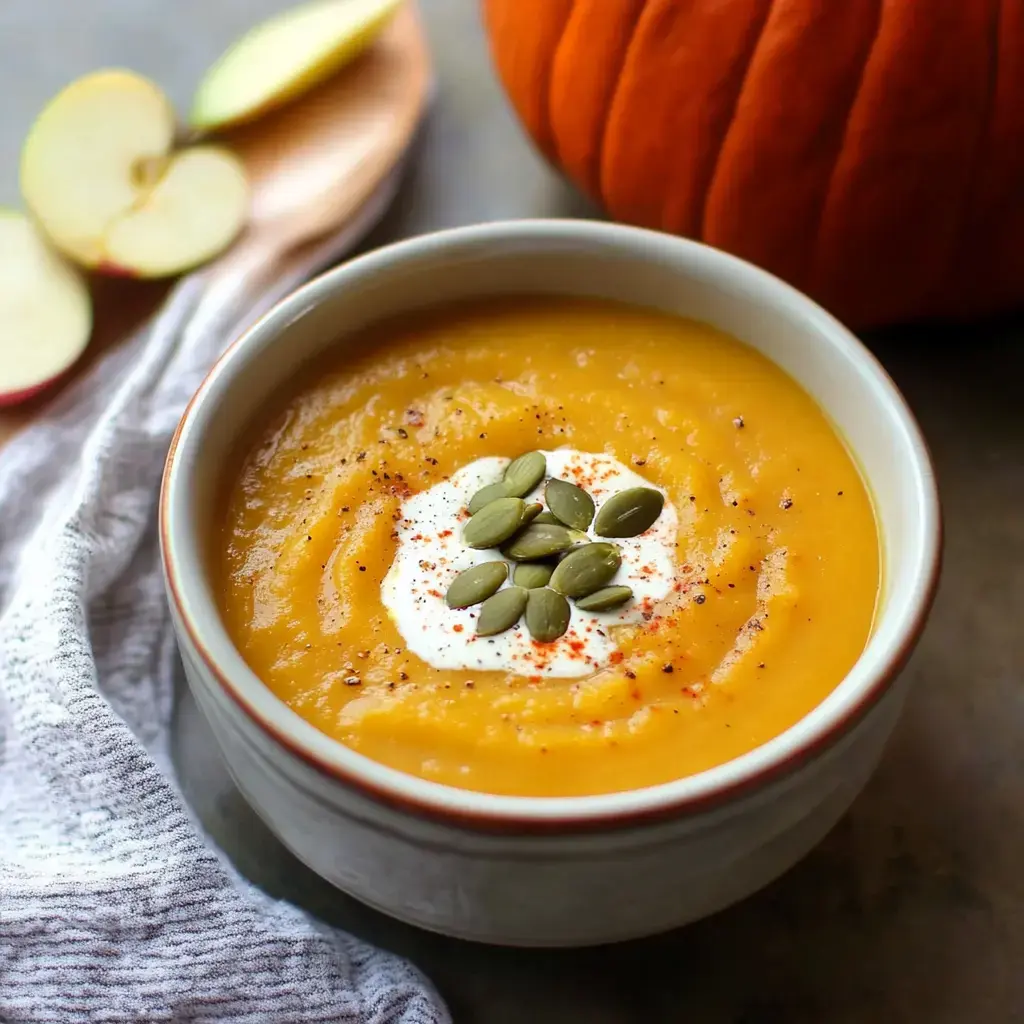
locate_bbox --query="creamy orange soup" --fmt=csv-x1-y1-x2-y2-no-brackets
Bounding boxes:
217,298,879,797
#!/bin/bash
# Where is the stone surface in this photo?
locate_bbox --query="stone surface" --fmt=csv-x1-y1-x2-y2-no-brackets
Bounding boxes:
4,2,1024,1022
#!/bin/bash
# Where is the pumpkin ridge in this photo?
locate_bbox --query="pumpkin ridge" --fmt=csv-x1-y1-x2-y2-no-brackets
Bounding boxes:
538,0,578,162
937,0,1002,310
809,0,885,285
482,0,575,163
697,0,778,240
548,0,647,199
543,0,580,166
594,0,655,210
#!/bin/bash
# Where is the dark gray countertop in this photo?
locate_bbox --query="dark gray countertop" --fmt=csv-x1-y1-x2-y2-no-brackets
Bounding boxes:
3,2,1022,1021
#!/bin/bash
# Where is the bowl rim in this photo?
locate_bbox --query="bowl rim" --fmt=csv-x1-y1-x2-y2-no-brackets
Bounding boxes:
160,218,942,833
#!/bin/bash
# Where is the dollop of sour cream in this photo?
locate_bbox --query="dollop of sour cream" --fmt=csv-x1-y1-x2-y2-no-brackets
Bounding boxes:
381,450,678,678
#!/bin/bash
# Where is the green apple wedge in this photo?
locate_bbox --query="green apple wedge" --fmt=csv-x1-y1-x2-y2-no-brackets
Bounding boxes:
0,209,92,406
21,69,249,278
190,0,402,133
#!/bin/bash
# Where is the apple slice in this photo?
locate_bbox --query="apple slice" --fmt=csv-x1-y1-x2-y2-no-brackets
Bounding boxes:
21,69,248,278
190,0,402,132
0,209,92,406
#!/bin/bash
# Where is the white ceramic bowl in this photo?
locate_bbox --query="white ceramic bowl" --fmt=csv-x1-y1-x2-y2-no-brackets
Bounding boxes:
161,220,941,947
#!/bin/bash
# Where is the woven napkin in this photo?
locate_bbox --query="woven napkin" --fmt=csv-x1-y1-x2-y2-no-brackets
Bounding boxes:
0,178,450,1022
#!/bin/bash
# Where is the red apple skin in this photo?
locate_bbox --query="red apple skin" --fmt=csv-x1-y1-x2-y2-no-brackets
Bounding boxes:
0,381,54,407
94,260,138,279
0,364,79,408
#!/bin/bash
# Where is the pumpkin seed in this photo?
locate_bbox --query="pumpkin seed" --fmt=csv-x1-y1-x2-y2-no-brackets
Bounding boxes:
463,496,528,549
467,481,511,515
513,562,554,589
476,586,528,636
525,587,571,643
502,523,576,561
532,511,561,525
552,530,591,562
549,542,622,598
445,561,508,608
594,487,665,538
523,502,544,524
503,451,546,497
574,585,634,612
545,478,595,531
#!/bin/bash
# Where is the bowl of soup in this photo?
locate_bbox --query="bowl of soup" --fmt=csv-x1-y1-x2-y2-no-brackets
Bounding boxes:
160,220,940,946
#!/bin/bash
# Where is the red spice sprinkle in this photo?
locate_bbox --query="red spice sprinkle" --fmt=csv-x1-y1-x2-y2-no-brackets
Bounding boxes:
609,651,624,665
453,624,464,633
438,529,453,539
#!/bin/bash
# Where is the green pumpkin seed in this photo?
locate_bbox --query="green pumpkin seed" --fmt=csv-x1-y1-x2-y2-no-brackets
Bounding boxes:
463,496,528,549
476,586,528,636
502,523,576,561
545,478,595,531
594,487,665,538
523,502,544,524
574,585,634,612
552,530,591,563
531,511,561,525
549,542,622,598
503,451,546,497
467,481,511,515
445,561,509,608
525,587,571,643
513,562,554,589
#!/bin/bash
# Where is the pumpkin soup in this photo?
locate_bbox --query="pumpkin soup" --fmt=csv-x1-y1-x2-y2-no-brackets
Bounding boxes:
217,298,880,797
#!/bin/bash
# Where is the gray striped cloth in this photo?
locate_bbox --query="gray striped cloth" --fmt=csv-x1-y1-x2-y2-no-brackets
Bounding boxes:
0,194,450,1022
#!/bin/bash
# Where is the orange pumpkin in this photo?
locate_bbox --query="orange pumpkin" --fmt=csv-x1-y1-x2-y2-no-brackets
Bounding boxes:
482,0,1024,328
